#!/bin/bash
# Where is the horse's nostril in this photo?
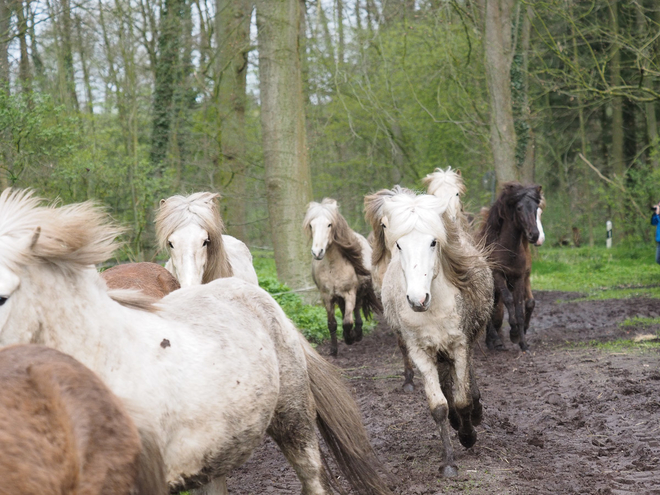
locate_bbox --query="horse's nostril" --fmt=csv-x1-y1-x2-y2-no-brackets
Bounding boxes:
423,293,430,305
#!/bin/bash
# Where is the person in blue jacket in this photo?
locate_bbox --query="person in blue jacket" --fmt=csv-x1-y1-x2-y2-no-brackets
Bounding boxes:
652,203,660,264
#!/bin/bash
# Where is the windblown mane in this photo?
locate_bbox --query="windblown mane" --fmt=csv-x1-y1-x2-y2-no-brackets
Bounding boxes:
478,182,542,245
0,189,157,312
303,198,370,277
364,186,416,280
422,166,467,199
380,191,490,297
156,192,233,283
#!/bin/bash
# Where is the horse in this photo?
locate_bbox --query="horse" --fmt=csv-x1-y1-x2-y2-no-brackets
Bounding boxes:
101,262,180,299
0,189,393,495
156,192,259,287
421,166,467,223
478,182,542,352
364,188,493,478
303,198,382,357
522,196,546,338
0,344,167,495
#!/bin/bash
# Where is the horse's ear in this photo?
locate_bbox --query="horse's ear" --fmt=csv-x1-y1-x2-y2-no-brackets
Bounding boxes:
381,216,389,229
456,169,462,176
159,199,166,207
536,185,542,194
30,227,41,249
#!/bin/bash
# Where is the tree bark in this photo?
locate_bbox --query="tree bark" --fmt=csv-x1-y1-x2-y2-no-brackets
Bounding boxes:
0,0,10,93
256,0,313,292
15,0,31,94
519,5,534,183
216,0,251,241
483,0,519,185
609,0,624,177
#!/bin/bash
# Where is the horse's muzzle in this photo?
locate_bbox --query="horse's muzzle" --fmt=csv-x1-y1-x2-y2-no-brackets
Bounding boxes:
311,249,325,260
407,294,431,312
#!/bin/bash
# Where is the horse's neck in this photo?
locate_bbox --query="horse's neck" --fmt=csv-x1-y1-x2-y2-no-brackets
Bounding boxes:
324,242,345,263
499,216,524,249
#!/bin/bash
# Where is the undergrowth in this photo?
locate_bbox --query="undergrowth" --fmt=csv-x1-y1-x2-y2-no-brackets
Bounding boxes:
252,250,377,343
531,244,660,300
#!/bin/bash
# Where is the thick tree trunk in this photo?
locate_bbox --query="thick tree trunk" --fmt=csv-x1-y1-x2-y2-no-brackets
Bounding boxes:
0,0,9,94
216,0,251,241
15,0,31,94
60,0,79,110
256,0,313,292
519,5,534,183
609,0,624,177
483,0,518,185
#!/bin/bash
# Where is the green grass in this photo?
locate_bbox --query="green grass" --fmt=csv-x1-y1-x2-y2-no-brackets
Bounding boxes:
571,336,660,352
531,244,660,300
620,316,660,327
252,250,376,343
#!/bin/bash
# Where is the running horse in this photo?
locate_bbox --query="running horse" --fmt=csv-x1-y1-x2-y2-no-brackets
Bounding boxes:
0,189,393,495
364,188,493,477
303,198,381,357
0,344,167,495
478,182,542,351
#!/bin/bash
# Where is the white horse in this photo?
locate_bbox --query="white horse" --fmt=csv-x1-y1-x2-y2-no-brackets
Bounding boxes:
303,199,381,356
0,189,393,495
364,189,493,478
156,192,258,287
421,166,466,222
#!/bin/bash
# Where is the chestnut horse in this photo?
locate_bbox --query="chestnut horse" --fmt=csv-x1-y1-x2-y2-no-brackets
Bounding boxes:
101,262,180,299
478,182,542,351
0,344,167,495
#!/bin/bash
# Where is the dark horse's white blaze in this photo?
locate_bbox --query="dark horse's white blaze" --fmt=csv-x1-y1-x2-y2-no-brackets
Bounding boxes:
365,189,493,478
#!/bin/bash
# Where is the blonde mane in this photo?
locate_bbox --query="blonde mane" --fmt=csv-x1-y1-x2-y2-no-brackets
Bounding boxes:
0,189,156,312
421,167,466,198
156,192,233,283
303,198,370,277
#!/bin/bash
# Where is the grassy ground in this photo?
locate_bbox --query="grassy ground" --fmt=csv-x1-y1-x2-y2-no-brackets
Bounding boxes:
531,244,660,300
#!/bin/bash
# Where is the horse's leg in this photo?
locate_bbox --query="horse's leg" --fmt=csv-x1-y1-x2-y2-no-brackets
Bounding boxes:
450,347,478,449
353,300,363,343
438,360,460,431
397,332,415,392
494,273,520,345
190,477,228,495
485,289,504,350
341,289,357,346
513,281,529,351
408,347,457,477
469,364,483,426
523,272,535,335
322,294,338,357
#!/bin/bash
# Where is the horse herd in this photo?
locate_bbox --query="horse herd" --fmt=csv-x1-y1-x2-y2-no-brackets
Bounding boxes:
0,169,544,495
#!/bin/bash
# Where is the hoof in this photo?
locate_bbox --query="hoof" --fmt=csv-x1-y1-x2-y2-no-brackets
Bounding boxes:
519,341,530,352
449,409,461,431
330,346,338,358
471,402,483,426
402,382,414,393
354,330,363,342
441,465,458,478
509,329,520,344
458,428,477,449
342,324,355,345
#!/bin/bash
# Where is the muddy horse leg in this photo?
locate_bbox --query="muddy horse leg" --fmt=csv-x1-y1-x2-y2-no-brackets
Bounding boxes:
190,477,228,495
513,282,529,351
322,295,338,357
438,360,460,431
397,332,415,392
524,273,535,335
353,301,363,343
469,365,483,426
341,289,357,346
409,347,458,477
451,348,478,449
485,296,505,350
494,274,521,345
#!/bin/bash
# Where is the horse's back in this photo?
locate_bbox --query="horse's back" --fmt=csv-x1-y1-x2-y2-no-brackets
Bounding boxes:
0,345,164,495
222,235,259,285
354,232,373,272
102,262,180,299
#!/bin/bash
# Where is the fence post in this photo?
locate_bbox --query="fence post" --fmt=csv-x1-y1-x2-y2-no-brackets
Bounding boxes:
606,220,612,248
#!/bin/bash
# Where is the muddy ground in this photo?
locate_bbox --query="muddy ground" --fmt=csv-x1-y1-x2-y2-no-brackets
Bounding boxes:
227,292,660,494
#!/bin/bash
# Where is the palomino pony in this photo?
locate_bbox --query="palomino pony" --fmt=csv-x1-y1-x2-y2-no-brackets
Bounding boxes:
478,182,542,351
156,192,258,287
0,344,167,495
101,262,180,299
303,199,381,356
364,189,493,477
0,189,393,495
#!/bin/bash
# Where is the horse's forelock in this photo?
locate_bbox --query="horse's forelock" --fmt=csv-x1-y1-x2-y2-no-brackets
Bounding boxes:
382,194,448,249
422,167,466,198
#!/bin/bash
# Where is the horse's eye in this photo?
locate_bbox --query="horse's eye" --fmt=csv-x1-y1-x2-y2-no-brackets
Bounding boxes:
168,241,174,249
203,238,210,247
0,297,7,306
455,193,459,197
396,242,401,251
431,240,437,248
328,223,332,228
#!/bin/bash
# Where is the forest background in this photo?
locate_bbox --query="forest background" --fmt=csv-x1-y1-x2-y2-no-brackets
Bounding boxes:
1,0,660,292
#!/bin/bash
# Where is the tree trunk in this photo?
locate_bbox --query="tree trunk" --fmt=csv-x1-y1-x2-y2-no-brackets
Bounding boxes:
610,0,624,177
216,0,251,241
15,0,31,94
483,0,518,186
519,5,534,183
0,0,9,94
256,0,313,292
60,0,79,110
336,0,344,64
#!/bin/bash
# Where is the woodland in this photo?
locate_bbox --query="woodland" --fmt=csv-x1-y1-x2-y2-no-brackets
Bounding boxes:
1,0,660,291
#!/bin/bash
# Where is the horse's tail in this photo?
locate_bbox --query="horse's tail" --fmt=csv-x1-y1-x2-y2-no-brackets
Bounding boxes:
134,428,168,494
359,276,383,320
301,338,395,495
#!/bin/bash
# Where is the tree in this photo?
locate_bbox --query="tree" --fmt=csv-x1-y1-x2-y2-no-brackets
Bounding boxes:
256,0,313,292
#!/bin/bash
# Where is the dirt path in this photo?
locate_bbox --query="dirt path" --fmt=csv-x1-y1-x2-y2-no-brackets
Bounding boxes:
227,292,660,494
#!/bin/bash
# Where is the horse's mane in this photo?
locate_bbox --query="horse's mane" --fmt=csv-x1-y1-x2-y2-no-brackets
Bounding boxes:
478,182,542,245
156,192,233,283
0,189,157,313
422,166,467,198
379,191,490,296
303,198,370,277
364,186,416,276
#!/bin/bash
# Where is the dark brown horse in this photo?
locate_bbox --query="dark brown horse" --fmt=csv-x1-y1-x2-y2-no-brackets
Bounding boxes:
479,182,542,351
101,262,180,299
0,345,167,495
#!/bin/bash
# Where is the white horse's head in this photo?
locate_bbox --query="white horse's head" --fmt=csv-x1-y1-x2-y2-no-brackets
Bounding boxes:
0,189,123,345
381,193,450,312
535,208,545,246
422,167,466,221
156,192,231,287
303,199,339,260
